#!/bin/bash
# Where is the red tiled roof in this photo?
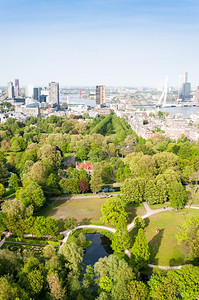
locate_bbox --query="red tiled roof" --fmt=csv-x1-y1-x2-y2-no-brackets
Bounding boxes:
77,162,93,170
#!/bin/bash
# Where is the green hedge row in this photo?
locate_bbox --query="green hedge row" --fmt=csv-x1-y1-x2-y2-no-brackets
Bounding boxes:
5,237,61,246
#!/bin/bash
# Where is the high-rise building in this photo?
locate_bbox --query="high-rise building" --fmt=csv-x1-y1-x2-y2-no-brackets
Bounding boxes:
7,81,14,99
33,87,42,101
48,82,59,106
14,79,20,97
96,85,106,106
178,73,186,99
25,84,34,98
178,72,191,101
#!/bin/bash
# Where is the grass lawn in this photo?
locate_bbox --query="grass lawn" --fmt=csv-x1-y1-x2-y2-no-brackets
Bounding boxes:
148,203,171,210
186,187,199,205
141,208,199,266
39,197,109,223
39,196,145,225
125,203,146,223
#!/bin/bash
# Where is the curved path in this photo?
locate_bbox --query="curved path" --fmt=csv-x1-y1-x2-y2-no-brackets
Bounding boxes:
59,202,178,269
127,202,173,231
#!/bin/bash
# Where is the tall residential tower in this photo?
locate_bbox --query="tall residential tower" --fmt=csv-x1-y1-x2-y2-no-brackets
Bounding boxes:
96,85,105,106
48,82,59,107
178,72,191,101
7,81,14,99
14,79,20,97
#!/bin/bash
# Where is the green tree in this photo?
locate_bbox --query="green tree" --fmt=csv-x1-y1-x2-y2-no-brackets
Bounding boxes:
1,199,33,236
60,178,80,194
155,175,168,204
111,214,130,252
90,170,103,194
76,146,88,161
101,164,114,184
47,272,67,300
0,276,19,300
133,216,145,229
154,152,179,174
33,216,58,237
0,183,5,200
127,280,149,300
0,250,20,276
26,161,47,186
64,217,78,230
27,269,44,296
101,198,127,226
39,144,62,170
60,242,84,275
176,217,199,261
0,161,9,184
144,179,159,204
8,173,19,191
168,182,187,209
121,178,145,204
94,255,135,300
131,229,150,269
16,182,46,211
148,265,199,300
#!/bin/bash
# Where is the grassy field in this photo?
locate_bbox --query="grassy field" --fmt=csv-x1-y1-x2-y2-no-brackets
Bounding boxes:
39,196,146,225
186,187,199,205
148,203,171,210
141,208,199,266
125,202,146,223
39,197,108,223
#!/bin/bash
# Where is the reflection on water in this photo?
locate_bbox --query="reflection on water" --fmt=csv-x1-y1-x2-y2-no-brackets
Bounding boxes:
83,233,113,268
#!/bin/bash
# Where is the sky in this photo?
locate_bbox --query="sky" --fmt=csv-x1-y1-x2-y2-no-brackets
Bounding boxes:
0,0,199,88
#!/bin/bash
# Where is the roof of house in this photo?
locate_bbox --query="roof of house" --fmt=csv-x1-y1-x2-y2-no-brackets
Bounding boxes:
77,162,93,170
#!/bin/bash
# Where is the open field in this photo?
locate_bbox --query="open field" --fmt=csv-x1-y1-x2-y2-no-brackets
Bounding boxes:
125,202,146,223
39,196,146,225
142,208,199,266
148,203,171,210
39,197,108,223
186,187,199,205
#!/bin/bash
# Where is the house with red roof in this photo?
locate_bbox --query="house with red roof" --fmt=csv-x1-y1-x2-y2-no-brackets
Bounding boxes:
76,161,94,176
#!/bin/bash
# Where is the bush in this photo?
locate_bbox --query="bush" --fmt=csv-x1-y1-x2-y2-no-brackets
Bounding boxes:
47,241,61,246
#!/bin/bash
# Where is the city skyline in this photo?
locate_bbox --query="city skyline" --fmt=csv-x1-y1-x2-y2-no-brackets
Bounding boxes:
1,0,199,87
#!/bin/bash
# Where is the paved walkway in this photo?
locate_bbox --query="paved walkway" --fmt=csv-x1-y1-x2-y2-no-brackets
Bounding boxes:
127,202,173,231
0,237,5,249
49,194,120,201
148,264,182,270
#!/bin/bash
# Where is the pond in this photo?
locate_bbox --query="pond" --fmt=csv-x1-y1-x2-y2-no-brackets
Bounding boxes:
83,233,113,268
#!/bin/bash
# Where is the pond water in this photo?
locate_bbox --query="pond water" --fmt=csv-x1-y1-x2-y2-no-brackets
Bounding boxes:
83,233,113,268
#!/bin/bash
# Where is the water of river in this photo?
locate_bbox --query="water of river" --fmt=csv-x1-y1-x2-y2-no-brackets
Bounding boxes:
134,105,199,118
83,233,113,268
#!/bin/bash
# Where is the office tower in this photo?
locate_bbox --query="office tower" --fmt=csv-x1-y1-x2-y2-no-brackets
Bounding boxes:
48,82,59,106
178,73,186,99
14,79,20,97
178,72,191,101
33,87,42,101
25,84,34,98
96,85,106,106
7,81,14,99
182,82,191,101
